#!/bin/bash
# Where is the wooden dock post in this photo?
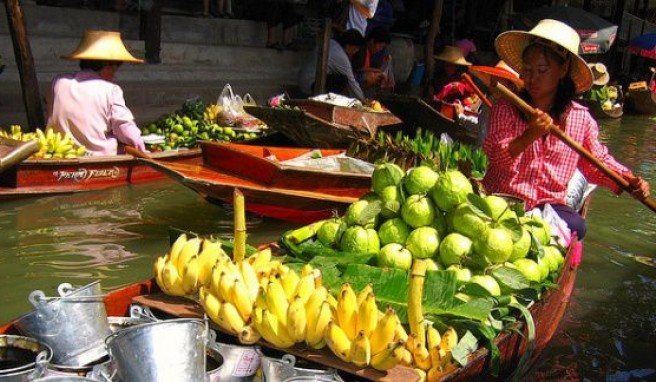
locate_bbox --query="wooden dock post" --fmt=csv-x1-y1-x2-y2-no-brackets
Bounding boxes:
4,0,44,131
314,18,331,95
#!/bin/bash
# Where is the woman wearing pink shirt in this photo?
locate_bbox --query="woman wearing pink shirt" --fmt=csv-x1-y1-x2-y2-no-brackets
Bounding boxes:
47,31,146,156
484,20,650,239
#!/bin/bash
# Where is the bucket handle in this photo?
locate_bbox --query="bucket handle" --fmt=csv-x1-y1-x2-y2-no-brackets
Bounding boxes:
129,305,158,321
29,350,50,380
57,282,75,297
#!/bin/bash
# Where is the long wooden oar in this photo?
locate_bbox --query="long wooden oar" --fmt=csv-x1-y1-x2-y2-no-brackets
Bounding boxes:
493,81,656,213
462,73,492,108
125,145,153,160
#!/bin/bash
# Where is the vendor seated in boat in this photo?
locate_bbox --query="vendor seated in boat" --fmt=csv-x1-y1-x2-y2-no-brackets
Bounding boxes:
298,29,366,101
431,46,474,104
46,30,147,156
484,19,650,239
582,63,621,111
353,27,395,96
468,60,524,144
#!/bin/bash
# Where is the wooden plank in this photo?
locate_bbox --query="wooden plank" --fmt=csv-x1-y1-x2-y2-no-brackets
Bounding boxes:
4,0,45,131
133,294,421,382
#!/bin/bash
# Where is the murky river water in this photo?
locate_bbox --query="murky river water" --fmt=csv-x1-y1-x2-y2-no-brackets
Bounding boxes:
0,117,654,380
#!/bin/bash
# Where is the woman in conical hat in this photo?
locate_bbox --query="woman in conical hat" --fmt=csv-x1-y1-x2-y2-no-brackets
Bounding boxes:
482,19,650,239
432,46,474,103
47,30,146,156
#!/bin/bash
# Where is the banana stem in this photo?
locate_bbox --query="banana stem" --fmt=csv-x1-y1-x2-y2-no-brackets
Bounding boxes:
284,219,328,244
408,259,428,348
233,188,246,263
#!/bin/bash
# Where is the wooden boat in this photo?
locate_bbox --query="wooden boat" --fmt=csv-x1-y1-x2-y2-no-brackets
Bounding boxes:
580,99,624,119
139,141,372,223
0,137,39,174
244,99,402,149
379,94,481,145
0,209,585,381
0,148,202,201
625,87,656,115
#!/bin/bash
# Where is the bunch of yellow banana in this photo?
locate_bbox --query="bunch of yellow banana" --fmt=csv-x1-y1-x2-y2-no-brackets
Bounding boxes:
405,259,459,380
321,283,407,371
203,104,222,123
198,247,311,345
247,264,333,350
1,126,86,159
154,234,229,296
0,125,33,141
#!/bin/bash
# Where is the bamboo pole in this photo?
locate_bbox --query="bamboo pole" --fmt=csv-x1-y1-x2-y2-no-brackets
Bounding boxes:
233,188,246,262
4,0,44,131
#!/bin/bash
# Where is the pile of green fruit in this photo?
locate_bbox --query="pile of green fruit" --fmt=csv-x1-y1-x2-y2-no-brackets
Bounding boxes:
284,162,566,297
142,98,266,151
347,129,488,178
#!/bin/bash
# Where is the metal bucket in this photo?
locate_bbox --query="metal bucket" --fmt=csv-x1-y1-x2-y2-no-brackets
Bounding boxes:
46,355,114,381
13,282,109,368
106,318,206,382
0,335,53,378
257,349,340,382
33,376,102,382
0,350,49,382
207,330,258,382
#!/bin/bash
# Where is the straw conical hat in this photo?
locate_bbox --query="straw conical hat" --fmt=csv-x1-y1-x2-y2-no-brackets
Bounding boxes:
495,19,593,93
63,31,143,63
434,46,472,66
588,62,609,86
468,60,524,89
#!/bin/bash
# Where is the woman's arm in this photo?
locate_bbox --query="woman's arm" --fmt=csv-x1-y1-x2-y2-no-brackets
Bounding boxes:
109,86,146,152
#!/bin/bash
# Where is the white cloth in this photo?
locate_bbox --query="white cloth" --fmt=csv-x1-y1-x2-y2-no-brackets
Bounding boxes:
346,0,379,36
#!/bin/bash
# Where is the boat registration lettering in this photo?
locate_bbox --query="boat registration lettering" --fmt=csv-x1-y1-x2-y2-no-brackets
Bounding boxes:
232,349,260,377
53,166,121,182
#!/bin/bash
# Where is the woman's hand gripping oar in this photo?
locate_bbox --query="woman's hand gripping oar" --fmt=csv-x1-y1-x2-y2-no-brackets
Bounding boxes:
492,80,656,213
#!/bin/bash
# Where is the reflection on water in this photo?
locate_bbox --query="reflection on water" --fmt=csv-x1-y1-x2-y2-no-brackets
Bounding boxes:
0,180,296,322
529,116,656,380
0,117,654,380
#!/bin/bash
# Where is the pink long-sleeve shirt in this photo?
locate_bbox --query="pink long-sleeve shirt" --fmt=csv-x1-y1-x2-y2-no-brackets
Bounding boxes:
47,70,145,156
482,99,630,210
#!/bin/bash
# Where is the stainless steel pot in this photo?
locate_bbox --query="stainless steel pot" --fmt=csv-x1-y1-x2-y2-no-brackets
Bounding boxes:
207,330,259,382
105,318,206,382
13,282,109,368
46,355,114,382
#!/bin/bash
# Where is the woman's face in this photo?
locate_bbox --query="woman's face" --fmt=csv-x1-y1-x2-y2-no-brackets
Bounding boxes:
520,45,568,102
444,63,459,76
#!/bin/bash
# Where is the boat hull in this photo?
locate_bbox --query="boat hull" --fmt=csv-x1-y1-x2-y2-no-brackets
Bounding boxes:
0,149,202,201
244,100,402,149
581,99,624,119
625,89,656,115
379,94,480,145
141,142,370,223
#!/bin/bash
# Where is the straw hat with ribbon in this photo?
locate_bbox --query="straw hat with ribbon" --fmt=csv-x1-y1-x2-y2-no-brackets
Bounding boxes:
434,46,472,66
468,60,524,89
63,30,144,64
588,62,610,86
495,19,593,93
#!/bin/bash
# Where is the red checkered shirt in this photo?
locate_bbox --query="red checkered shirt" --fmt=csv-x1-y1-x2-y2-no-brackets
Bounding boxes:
482,99,630,210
